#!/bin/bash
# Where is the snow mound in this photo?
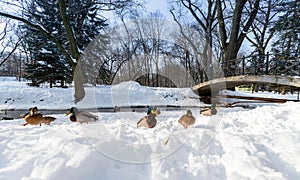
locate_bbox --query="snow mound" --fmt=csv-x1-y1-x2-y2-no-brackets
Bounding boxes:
112,81,142,90
0,79,201,110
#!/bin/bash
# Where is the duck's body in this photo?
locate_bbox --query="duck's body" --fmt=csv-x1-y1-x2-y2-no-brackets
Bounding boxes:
137,113,157,128
23,107,56,126
137,109,160,128
200,104,217,116
178,109,195,128
66,107,98,123
23,113,43,126
42,116,56,125
200,108,217,116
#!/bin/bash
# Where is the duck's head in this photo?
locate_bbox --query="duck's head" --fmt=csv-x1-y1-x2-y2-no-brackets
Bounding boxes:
187,109,193,116
66,107,79,114
211,103,216,109
28,107,36,116
66,107,79,122
147,106,158,114
32,106,39,114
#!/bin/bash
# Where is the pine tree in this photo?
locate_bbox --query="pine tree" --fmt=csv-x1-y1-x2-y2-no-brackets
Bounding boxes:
22,0,107,87
25,54,73,87
271,0,300,75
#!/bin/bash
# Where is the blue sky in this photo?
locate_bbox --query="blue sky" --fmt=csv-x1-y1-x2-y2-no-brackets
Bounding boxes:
146,0,171,18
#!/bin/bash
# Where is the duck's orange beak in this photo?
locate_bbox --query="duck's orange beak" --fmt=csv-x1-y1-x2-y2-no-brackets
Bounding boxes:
65,112,72,116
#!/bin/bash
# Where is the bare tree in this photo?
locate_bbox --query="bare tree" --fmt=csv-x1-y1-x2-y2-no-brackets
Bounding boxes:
246,0,278,56
124,11,168,86
216,0,261,76
0,19,23,67
169,0,219,80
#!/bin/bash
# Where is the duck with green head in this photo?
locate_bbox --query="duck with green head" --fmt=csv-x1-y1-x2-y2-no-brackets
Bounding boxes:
200,103,217,116
137,107,161,128
66,107,98,123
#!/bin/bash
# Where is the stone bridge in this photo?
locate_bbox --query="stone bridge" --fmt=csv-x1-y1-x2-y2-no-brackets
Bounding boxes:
192,75,300,95
192,53,300,97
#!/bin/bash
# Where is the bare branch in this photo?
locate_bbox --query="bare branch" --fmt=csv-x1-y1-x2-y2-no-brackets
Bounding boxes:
0,11,76,69
170,9,202,56
0,36,24,67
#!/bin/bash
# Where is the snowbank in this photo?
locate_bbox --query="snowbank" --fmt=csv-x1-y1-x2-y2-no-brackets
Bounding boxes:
0,77,300,179
0,78,200,110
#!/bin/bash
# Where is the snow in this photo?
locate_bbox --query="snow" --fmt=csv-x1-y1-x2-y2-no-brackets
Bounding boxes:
0,78,200,110
0,76,300,179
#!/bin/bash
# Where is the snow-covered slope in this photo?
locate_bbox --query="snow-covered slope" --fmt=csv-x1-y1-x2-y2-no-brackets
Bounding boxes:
0,77,200,110
0,77,300,179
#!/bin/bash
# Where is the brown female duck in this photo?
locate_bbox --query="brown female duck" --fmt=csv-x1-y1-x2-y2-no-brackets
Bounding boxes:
178,109,195,128
22,107,56,126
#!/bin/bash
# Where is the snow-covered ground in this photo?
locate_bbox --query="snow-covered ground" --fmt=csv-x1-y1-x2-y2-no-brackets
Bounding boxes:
0,77,300,180
0,77,200,110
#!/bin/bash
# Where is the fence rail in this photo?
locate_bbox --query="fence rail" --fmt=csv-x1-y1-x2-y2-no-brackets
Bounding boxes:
222,52,300,77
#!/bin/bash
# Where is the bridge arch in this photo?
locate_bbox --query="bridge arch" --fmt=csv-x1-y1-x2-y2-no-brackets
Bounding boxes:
192,75,300,95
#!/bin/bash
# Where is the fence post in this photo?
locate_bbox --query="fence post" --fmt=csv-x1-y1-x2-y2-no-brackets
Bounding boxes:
242,56,245,75
275,54,278,76
254,56,257,75
298,61,300,76
265,52,269,75
298,87,300,101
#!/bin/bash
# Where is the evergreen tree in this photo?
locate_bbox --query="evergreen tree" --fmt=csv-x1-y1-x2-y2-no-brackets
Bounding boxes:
271,0,300,75
22,0,107,87
25,54,73,87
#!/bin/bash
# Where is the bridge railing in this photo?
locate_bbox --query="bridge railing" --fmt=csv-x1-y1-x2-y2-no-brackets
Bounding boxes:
221,52,300,77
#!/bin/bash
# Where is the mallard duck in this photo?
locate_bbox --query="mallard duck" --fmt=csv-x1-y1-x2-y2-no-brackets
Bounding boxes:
66,107,98,123
178,109,196,128
22,107,56,126
137,109,161,128
200,104,217,116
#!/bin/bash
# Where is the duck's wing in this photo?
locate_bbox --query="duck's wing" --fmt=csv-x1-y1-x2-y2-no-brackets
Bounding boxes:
137,116,149,128
211,109,217,115
187,116,196,125
78,110,98,119
201,109,212,116
43,116,56,122
179,114,188,123
147,115,157,128
76,111,98,123
200,108,210,113
148,120,157,128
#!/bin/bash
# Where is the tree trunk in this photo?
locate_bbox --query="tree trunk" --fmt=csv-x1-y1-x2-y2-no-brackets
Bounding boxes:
49,78,53,88
58,0,84,103
61,78,65,87
217,0,260,76
73,64,85,103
